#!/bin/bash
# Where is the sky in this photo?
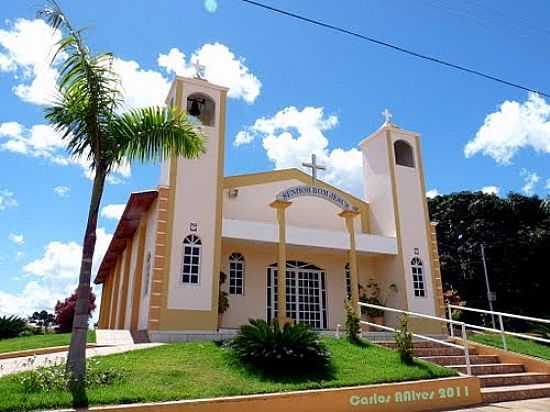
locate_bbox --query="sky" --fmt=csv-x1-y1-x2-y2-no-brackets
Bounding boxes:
0,0,549,317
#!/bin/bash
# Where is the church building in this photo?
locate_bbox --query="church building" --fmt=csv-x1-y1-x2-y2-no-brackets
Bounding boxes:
95,75,446,341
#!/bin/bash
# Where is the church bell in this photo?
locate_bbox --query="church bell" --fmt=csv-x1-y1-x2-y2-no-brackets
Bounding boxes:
189,99,201,117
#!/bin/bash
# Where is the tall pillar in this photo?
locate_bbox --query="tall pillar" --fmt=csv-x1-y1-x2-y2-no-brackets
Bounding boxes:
339,210,360,313
270,200,292,325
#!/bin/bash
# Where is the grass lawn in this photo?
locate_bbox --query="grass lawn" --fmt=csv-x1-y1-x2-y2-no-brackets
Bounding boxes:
0,338,455,412
470,333,550,361
0,331,96,355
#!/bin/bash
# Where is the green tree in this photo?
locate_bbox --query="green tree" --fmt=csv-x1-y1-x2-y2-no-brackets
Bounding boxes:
429,191,550,325
38,1,204,405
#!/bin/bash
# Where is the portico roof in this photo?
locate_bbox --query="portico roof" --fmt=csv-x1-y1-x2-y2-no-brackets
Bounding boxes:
94,190,157,285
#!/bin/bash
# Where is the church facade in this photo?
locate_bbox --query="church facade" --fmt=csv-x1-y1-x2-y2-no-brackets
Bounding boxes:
95,75,446,341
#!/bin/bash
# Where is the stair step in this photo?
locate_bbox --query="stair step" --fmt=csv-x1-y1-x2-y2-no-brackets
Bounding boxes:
481,383,550,403
419,355,499,366
413,347,476,357
450,363,525,375
479,372,550,388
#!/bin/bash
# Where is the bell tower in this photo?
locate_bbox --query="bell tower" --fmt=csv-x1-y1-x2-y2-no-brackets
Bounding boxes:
156,76,228,335
360,115,441,321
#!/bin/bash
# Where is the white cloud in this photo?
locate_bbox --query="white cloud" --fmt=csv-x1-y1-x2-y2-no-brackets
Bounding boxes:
426,189,440,199
465,93,550,164
0,18,62,105
53,185,70,197
0,122,131,183
235,106,363,195
101,203,126,220
158,43,261,103
113,57,170,109
520,169,540,195
0,228,112,317
546,178,550,191
481,185,499,195
0,189,17,210
8,233,24,245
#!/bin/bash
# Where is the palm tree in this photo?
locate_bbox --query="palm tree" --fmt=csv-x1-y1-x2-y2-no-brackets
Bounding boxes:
38,1,205,404
542,197,550,215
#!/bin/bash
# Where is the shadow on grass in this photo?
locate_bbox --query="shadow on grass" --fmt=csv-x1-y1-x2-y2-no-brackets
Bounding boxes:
222,350,337,384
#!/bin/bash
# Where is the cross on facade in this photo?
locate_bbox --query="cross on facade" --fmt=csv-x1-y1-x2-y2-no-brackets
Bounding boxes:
302,154,326,183
382,108,393,124
193,60,206,79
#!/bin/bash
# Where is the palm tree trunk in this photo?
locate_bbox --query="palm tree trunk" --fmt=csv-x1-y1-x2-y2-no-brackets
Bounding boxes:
66,164,107,407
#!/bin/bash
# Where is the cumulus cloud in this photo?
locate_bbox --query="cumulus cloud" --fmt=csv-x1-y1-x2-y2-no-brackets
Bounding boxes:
520,169,540,195
0,122,130,183
0,189,17,211
53,185,70,197
465,93,550,164
546,178,550,191
0,228,112,316
481,186,499,195
101,203,126,220
235,106,363,195
158,43,261,103
426,189,440,199
8,233,24,245
0,18,63,105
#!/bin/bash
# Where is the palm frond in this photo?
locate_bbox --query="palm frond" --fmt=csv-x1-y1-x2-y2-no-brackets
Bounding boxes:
108,107,206,164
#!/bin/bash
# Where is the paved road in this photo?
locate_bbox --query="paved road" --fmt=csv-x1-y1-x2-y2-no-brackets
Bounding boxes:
448,397,550,411
0,343,162,377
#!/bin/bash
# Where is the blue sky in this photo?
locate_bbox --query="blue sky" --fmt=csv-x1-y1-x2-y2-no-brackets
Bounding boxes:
0,0,549,315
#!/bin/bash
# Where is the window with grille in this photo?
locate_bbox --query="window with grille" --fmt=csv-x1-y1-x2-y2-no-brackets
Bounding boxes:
182,235,201,284
229,252,245,295
411,257,425,297
143,252,152,296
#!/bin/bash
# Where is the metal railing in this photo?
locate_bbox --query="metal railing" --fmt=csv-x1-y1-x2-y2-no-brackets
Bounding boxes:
447,304,550,352
358,302,473,375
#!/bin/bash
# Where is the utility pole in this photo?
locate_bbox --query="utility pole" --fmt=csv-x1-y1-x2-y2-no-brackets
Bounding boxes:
480,243,496,329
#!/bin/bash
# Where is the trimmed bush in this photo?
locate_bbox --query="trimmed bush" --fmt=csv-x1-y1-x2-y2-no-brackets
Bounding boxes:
394,314,414,364
0,315,27,339
231,319,330,372
54,288,96,333
345,300,361,343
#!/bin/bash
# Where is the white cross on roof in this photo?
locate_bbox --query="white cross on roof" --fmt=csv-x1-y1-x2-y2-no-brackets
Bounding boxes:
193,60,206,80
382,108,392,124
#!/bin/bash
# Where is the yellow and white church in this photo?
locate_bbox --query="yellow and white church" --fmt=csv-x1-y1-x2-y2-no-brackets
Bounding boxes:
95,75,446,341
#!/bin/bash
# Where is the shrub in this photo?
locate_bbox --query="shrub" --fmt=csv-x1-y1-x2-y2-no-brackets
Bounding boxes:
231,319,330,372
394,314,414,364
18,357,125,393
345,300,361,343
0,315,27,339
54,288,96,333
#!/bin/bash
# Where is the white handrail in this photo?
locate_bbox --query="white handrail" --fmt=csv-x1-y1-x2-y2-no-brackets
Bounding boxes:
358,302,472,375
447,304,550,353
448,304,550,325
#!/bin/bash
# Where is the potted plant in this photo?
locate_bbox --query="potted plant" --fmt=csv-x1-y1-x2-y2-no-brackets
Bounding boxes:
218,272,230,329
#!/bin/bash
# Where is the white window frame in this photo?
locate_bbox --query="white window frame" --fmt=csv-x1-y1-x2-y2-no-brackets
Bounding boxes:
229,252,245,295
182,235,201,285
411,257,426,297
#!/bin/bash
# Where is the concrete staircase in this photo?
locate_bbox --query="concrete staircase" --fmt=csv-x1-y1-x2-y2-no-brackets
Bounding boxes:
130,330,150,344
377,340,550,403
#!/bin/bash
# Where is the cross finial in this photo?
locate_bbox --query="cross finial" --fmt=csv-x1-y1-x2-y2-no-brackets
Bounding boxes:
302,154,326,183
193,60,206,80
382,108,393,125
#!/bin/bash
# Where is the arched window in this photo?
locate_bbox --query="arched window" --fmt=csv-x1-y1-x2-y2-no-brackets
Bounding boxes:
394,140,415,168
411,257,425,297
186,93,216,127
229,253,245,295
345,263,351,299
182,235,201,284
